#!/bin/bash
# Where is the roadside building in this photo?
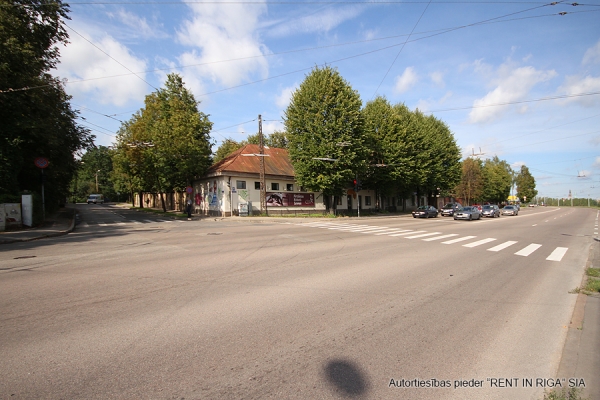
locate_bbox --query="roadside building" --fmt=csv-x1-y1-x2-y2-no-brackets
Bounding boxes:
192,144,378,216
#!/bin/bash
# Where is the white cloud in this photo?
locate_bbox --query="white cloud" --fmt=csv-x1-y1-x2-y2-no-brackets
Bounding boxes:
583,40,600,65
557,75,600,107
511,161,526,170
415,99,430,113
107,9,168,39
267,6,363,37
593,156,600,168
430,71,445,88
394,67,418,94
176,2,270,88
275,84,297,109
439,91,452,104
468,63,557,123
57,30,149,106
263,121,283,135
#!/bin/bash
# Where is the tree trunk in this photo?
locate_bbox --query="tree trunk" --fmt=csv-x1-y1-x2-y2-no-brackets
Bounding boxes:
138,191,144,208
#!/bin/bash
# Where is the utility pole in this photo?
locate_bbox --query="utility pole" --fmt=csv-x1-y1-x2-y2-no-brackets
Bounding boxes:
259,115,267,215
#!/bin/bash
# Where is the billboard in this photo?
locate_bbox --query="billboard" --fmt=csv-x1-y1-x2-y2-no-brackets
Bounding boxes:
266,192,315,207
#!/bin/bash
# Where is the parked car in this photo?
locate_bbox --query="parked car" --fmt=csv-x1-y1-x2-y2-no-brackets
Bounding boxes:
481,204,500,218
412,205,439,218
440,202,462,217
454,206,482,220
87,194,104,204
502,205,518,216
528,203,537,207
471,204,483,212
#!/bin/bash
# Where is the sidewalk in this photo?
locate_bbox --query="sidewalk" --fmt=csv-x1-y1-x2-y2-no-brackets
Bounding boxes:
0,207,75,244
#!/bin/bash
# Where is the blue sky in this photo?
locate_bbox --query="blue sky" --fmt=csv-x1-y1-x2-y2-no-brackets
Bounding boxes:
54,0,600,200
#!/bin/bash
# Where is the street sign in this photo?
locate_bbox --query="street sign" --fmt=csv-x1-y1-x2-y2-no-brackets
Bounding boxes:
186,186,193,194
34,157,49,169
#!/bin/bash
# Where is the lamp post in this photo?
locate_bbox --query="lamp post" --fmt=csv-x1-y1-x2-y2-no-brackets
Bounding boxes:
95,169,101,192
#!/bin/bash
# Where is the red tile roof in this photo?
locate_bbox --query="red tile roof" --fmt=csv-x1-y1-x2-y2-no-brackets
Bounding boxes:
206,144,295,178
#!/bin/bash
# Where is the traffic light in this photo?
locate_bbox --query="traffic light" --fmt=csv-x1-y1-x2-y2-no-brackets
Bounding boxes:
353,179,358,191
356,179,362,191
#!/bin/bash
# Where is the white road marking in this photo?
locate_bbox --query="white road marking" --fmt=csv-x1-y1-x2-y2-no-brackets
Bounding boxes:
133,221,142,224
143,220,154,223
405,232,442,239
79,222,89,227
389,230,424,237
359,228,401,234
157,219,172,223
463,238,497,248
487,241,518,252
546,247,568,262
515,244,542,257
375,229,413,236
442,236,476,244
116,222,126,225
422,234,459,241
340,226,387,232
98,222,108,226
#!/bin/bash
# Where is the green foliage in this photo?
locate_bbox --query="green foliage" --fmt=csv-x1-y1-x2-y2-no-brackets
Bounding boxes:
284,66,367,207
0,0,93,213
113,74,213,211
481,156,513,204
455,158,484,205
71,146,117,202
543,386,588,400
515,165,537,202
214,138,244,164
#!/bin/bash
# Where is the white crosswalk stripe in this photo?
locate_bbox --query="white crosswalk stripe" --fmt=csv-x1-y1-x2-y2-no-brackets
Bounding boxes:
487,241,518,252
463,238,496,248
375,229,412,235
405,232,442,239
515,244,542,257
389,230,424,237
546,247,568,261
422,233,458,241
442,236,476,244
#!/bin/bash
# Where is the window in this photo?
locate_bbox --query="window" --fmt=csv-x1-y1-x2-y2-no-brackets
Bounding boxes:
255,181,261,190
271,183,279,190
286,184,293,191
236,180,246,189
365,196,372,206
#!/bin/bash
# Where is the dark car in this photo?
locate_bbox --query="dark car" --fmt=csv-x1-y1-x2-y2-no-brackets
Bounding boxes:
412,205,438,218
440,202,462,217
454,206,482,220
481,204,500,218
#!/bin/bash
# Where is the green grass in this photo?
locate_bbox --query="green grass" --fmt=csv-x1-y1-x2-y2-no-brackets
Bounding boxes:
543,387,588,400
583,278,600,293
586,267,600,278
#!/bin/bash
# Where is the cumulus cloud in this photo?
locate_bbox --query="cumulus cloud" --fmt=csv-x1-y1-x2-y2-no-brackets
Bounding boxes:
583,40,600,65
275,84,297,109
593,156,600,168
176,2,270,88
394,67,418,94
468,62,557,123
267,6,363,37
557,75,600,107
56,29,149,106
107,9,168,39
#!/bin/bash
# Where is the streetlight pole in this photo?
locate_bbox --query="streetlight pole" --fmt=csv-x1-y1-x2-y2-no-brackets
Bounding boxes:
95,169,101,192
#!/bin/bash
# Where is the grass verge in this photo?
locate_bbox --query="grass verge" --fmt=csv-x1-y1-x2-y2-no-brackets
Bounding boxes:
543,387,588,400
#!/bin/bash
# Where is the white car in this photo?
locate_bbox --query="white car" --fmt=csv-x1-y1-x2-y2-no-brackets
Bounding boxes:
502,205,518,216
87,194,104,204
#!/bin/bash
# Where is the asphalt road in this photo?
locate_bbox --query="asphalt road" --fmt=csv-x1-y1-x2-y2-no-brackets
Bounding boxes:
0,205,595,399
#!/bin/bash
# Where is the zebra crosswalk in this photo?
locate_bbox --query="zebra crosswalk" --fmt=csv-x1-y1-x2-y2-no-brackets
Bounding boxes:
297,222,569,262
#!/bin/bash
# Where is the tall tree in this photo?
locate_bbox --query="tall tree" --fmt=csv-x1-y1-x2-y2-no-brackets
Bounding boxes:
113,74,213,211
455,158,484,205
284,66,367,211
213,138,244,164
481,156,512,204
515,165,537,203
0,0,93,210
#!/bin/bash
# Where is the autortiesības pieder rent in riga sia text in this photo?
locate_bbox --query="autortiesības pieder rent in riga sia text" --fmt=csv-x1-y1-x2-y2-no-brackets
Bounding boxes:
388,377,586,390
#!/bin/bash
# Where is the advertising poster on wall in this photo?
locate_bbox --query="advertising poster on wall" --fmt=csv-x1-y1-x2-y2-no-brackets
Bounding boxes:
266,193,314,207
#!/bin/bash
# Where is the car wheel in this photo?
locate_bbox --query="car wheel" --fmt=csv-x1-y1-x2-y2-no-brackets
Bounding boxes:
469,215,472,221
454,217,457,220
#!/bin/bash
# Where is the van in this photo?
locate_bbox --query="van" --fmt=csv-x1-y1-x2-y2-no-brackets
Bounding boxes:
87,194,104,204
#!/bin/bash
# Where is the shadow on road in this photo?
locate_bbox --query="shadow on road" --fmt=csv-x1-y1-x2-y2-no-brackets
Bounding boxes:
324,359,370,397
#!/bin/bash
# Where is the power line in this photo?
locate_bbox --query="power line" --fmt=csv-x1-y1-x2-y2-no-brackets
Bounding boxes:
57,1,584,5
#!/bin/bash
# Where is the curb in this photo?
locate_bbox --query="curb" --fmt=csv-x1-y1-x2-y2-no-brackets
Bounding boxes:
0,209,76,245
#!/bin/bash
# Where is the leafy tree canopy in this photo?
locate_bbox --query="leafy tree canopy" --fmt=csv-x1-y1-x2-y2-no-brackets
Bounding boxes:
515,164,537,202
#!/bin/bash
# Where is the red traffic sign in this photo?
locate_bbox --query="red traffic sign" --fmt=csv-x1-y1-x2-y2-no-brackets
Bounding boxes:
186,186,193,194
34,157,49,169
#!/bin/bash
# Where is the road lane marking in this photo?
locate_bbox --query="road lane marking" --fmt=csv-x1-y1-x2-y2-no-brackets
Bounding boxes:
133,221,142,224
79,222,89,227
463,238,497,248
143,220,154,223
98,222,108,226
515,244,542,256
487,241,518,252
422,234,459,241
359,228,401,234
405,232,442,239
389,230,424,237
442,236,476,244
546,247,568,261
116,222,126,225
375,229,412,235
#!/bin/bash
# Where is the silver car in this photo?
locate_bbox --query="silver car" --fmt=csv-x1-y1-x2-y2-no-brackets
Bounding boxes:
454,206,482,220
481,204,500,218
502,205,518,216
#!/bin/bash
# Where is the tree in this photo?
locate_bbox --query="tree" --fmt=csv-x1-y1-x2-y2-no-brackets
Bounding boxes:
71,146,116,202
113,74,213,211
0,0,93,210
515,165,537,203
455,158,483,205
481,156,512,204
265,130,288,149
284,66,367,211
214,138,244,164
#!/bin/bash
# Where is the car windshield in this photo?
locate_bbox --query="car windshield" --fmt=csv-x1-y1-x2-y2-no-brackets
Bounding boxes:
504,206,514,209
461,207,472,211
443,204,454,208
482,205,491,210
417,206,427,210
